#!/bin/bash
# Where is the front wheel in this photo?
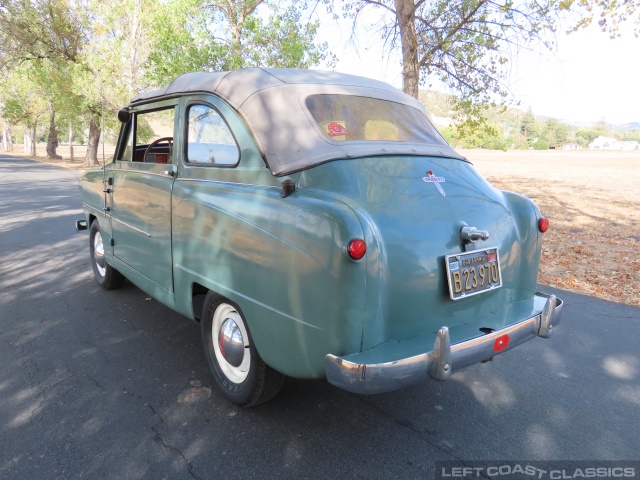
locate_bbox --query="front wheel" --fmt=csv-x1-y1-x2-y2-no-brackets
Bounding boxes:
201,293,284,407
89,219,125,290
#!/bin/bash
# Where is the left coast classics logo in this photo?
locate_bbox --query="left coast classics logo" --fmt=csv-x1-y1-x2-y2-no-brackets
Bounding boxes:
422,170,446,196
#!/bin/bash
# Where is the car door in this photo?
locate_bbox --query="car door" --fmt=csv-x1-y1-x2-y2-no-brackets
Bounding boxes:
110,101,178,292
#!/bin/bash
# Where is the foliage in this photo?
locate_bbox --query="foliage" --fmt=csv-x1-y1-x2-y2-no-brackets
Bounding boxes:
566,0,640,37
544,117,569,147
0,0,84,68
520,108,538,146
240,5,335,69
506,131,529,149
440,123,507,150
423,88,577,150
0,65,48,137
621,130,640,141
575,127,606,145
532,138,550,150
1,0,331,161
333,0,564,133
146,0,334,86
333,0,637,135
0,0,97,160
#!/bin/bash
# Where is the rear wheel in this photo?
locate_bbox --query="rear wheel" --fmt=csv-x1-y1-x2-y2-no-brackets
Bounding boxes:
201,293,283,406
89,220,125,290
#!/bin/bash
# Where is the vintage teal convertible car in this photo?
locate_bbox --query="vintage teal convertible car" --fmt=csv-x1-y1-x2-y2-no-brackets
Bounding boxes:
77,68,563,406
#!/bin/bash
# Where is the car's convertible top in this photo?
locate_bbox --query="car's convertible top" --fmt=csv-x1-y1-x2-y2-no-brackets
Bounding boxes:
131,68,466,175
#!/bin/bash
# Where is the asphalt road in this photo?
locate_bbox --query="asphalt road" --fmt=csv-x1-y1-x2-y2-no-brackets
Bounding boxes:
1,155,639,480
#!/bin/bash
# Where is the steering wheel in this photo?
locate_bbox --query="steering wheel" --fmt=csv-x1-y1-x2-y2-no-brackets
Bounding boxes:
143,137,173,163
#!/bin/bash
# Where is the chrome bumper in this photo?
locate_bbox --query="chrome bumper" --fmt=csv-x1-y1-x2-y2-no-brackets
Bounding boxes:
325,293,563,395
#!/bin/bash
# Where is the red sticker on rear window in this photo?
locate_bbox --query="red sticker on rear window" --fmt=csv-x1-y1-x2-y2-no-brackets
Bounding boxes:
327,122,350,137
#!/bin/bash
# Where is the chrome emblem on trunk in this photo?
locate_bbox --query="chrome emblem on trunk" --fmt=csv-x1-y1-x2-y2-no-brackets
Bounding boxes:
422,170,446,196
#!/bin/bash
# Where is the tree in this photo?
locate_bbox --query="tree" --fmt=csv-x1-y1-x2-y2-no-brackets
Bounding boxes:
544,118,569,147
335,1,563,130
520,108,538,146
335,1,637,132
575,127,607,145
2,0,332,165
1,65,48,155
0,0,87,160
443,122,507,150
146,0,334,86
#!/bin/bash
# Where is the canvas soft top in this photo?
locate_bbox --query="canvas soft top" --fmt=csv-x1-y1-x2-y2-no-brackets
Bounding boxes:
131,68,465,176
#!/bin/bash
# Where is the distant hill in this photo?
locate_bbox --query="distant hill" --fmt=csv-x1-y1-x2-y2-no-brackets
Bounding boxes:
419,90,455,118
419,89,525,128
419,89,639,131
616,122,640,130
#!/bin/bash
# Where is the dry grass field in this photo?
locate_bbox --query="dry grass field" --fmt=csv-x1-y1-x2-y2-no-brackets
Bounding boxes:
5,146,640,306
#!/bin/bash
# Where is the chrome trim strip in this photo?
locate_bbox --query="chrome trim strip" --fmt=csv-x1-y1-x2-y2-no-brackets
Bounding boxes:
176,177,280,189
83,203,107,217
325,293,563,395
113,162,179,179
111,217,151,237
174,264,321,330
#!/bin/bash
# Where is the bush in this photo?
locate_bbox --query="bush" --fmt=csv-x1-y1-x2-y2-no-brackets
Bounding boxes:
482,136,507,151
507,132,528,149
532,139,549,150
441,123,507,150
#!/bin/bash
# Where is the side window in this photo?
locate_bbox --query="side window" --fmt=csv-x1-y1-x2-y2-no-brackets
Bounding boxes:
186,104,239,166
116,122,133,161
133,107,175,163
123,127,134,161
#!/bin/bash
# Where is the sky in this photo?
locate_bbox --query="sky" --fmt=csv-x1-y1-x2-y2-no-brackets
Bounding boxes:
312,8,639,126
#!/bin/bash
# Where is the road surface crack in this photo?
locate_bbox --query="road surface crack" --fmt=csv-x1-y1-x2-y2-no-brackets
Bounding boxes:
147,403,203,480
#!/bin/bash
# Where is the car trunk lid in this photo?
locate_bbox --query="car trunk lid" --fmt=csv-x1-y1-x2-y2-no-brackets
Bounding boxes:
298,155,541,351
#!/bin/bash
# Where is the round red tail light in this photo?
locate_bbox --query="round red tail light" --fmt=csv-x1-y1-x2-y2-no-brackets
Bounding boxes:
348,238,367,260
538,218,549,233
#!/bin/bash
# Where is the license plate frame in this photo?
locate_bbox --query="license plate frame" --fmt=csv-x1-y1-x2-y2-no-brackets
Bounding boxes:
445,247,502,300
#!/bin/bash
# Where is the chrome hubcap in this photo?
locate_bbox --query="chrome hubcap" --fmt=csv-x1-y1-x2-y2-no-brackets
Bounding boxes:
218,318,245,368
212,304,250,383
93,231,106,277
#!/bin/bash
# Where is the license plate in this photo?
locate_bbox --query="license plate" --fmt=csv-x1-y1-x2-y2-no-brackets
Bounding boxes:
445,248,502,300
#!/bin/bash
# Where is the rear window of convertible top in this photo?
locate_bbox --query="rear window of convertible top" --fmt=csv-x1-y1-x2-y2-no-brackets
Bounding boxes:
305,94,447,146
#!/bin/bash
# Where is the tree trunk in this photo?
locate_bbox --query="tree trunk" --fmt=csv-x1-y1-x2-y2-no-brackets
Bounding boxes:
85,117,101,166
1,123,6,151
224,0,264,67
394,0,420,98
24,128,29,153
31,123,37,156
69,121,74,162
46,106,62,159
7,125,12,151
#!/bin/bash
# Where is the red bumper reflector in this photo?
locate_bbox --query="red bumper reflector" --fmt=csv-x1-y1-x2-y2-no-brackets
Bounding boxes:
494,334,510,352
